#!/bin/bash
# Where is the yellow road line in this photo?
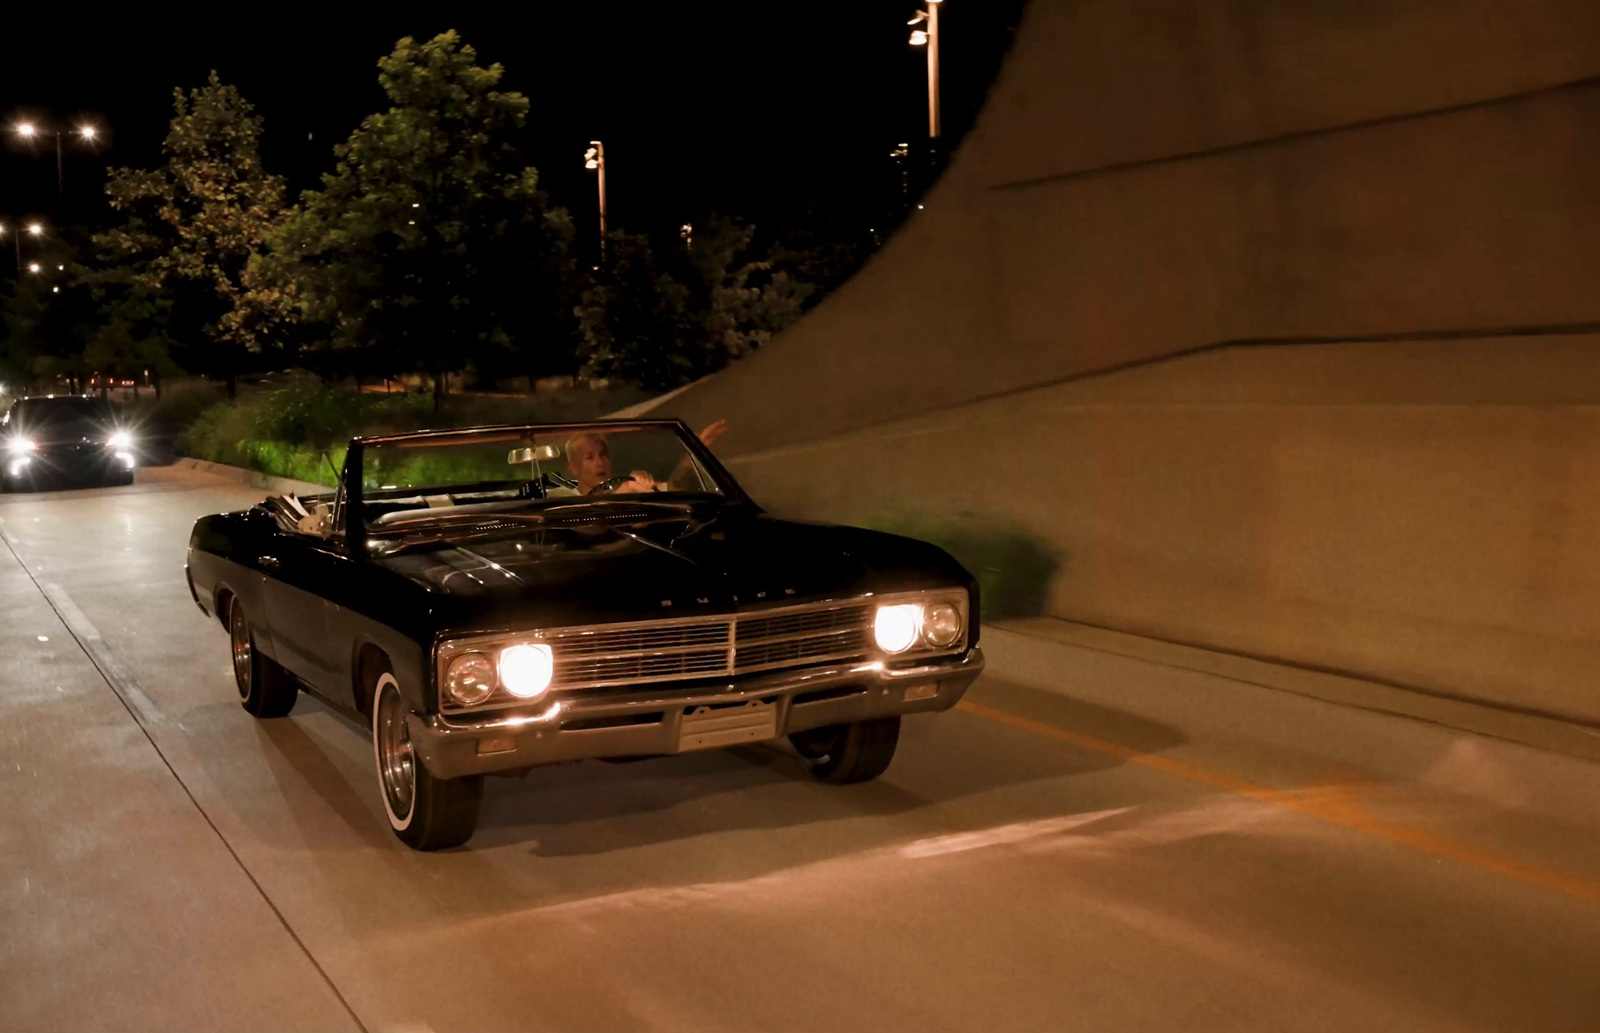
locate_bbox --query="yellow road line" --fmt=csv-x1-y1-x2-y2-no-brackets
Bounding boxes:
956,699,1600,906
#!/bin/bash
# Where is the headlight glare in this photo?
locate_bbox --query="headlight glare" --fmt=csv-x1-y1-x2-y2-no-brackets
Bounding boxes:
922,602,963,647
500,643,554,699
5,436,34,456
874,604,922,654
444,652,495,706
107,430,134,450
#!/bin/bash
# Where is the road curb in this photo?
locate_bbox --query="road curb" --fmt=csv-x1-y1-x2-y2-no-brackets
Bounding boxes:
174,457,331,498
981,621,1600,831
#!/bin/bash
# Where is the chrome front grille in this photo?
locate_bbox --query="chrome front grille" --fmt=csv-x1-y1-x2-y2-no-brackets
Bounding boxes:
546,600,874,695
733,604,872,675
552,621,732,657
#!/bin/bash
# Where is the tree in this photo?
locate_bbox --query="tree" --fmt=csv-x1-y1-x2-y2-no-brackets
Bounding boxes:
96,73,288,395
259,31,577,409
577,216,812,391
685,215,811,364
2,238,101,394
81,275,177,398
575,232,696,391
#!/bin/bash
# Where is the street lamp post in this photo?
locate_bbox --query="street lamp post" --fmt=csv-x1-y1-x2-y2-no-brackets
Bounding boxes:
0,221,45,275
909,1,943,138
15,121,100,196
584,140,608,261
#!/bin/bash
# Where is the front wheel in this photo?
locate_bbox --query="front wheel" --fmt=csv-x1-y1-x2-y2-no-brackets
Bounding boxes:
229,596,298,718
789,716,901,784
372,672,482,851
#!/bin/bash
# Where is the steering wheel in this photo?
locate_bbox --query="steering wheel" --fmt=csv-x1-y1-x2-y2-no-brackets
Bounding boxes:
589,475,635,495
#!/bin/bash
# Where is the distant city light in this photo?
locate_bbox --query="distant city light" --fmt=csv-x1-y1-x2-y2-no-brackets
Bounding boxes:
27,262,41,273
16,122,37,138
78,125,97,140
27,223,43,236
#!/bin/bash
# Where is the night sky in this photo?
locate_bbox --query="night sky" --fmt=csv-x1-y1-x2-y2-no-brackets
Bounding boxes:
1,2,1024,258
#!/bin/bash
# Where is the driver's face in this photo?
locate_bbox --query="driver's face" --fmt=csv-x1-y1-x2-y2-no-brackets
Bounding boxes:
567,436,612,490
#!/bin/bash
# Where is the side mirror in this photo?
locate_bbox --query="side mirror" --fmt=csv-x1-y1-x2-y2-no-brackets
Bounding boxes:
509,444,560,464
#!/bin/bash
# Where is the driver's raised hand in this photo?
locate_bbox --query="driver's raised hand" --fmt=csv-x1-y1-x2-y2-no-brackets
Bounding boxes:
614,470,661,493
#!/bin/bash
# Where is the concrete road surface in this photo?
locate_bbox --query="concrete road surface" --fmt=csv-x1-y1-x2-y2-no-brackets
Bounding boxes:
2,466,1598,1032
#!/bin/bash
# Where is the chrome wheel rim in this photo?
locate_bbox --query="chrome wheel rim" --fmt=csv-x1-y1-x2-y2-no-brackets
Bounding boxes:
230,602,252,700
376,683,415,821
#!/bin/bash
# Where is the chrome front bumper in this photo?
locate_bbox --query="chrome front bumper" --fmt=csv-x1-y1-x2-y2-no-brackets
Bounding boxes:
408,646,985,779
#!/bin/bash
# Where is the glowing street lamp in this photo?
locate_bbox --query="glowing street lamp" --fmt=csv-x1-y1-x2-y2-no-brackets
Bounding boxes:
12,121,103,195
0,220,46,275
584,140,608,260
908,1,943,138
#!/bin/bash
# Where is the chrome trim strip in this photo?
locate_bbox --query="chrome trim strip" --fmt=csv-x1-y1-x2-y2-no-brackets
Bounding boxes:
432,647,984,732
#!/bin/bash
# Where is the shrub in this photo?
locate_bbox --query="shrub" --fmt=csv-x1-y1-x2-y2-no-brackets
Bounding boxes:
176,380,650,484
130,381,227,437
863,508,1060,620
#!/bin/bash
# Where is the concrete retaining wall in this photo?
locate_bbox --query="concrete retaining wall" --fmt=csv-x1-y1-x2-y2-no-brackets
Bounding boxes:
720,335,1600,723
646,1,1600,722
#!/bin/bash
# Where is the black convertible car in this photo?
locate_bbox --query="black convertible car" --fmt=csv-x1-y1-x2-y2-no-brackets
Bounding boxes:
186,420,984,849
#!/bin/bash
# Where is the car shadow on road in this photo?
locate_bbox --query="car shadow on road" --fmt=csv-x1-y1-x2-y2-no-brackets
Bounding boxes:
471,674,1187,861
214,673,1188,926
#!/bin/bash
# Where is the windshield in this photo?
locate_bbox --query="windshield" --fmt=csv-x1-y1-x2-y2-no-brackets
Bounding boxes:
8,397,118,435
359,423,730,531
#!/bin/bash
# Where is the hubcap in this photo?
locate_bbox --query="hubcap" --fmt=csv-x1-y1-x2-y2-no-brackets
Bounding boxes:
376,683,415,821
230,602,252,700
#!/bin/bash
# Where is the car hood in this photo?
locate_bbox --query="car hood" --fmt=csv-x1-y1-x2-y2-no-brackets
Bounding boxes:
373,507,965,629
15,426,113,448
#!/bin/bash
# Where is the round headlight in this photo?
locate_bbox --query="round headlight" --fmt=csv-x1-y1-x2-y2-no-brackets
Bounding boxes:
923,602,962,647
444,652,495,706
874,604,922,654
500,643,554,699
5,436,35,457
108,430,134,450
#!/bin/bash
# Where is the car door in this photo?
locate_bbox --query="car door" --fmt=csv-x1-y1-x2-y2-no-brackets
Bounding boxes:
259,526,349,693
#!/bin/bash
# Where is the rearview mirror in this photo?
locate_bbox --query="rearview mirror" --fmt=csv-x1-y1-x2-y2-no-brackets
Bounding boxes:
508,444,560,464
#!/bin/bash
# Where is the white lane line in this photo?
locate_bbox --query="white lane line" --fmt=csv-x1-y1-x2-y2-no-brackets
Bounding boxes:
40,582,164,727
2,514,164,727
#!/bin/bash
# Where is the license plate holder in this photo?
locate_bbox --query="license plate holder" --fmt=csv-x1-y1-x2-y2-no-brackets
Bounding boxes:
678,700,778,752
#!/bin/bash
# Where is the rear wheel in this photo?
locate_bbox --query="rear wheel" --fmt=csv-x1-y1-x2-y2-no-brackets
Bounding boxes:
790,716,901,784
372,671,482,851
229,596,298,718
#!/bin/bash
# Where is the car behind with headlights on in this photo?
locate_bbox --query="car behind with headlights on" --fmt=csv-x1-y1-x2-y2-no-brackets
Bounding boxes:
185,419,985,850
1,395,138,492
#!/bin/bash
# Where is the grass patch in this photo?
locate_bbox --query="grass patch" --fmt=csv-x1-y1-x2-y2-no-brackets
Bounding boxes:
863,507,1060,619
